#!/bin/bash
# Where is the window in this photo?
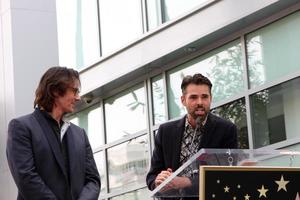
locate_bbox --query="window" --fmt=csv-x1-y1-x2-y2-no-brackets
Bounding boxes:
56,0,100,69
212,98,249,149
247,11,300,88
104,84,147,143
250,77,300,148
69,117,79,126
162,0,210,21
109,187,151,200
99,0,143,55
152,75,166,124
167,40,244,119
74,104,104,150
146,0,161,30
107,135,149,192
94,151,106,194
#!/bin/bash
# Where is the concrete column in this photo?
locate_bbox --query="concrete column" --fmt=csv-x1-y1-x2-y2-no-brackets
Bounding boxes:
0,0,59,198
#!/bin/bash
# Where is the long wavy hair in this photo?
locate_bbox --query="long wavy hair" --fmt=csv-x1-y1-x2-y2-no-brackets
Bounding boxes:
34,66,80,112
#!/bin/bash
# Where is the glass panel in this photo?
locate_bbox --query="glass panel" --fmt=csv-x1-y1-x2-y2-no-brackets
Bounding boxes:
110,188,151,200
151,149,300,198
56,0,100,70
250,77,300,148
162,0,209,21
146,0,161,30
107,135,150,193
94,151,106,194
212,98,249,149
99,0,143,55
69,117,79,126
152,75,166,124
247,11,300,88
105,84,146,143
75,104,104,150
167,40,244,119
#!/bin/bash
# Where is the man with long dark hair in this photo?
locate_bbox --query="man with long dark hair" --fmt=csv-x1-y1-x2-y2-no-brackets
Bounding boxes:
7,66,100,200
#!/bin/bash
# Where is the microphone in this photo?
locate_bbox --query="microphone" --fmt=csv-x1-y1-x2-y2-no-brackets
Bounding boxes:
195,116,202,131
191,116,202,144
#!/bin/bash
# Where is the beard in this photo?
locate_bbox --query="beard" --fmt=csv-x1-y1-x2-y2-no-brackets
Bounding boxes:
189,106,208,120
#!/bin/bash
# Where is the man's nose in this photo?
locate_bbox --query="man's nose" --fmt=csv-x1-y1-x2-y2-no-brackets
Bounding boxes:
75,95,81,101
196,97,203,105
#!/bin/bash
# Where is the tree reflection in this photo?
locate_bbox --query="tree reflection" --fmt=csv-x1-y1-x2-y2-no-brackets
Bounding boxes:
152,80,166,123
247,36,265,88
250,89,271,148
212,99,248,149
127,91,145,112
207,43,249,149
209,44,244,102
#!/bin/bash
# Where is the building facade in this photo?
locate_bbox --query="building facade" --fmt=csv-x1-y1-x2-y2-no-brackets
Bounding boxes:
1,0,300,199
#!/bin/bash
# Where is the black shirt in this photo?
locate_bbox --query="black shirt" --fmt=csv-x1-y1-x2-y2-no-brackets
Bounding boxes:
40,110,70,184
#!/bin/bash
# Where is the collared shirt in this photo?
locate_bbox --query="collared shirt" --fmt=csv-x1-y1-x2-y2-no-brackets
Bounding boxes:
40,110,67,143
179,115,207,177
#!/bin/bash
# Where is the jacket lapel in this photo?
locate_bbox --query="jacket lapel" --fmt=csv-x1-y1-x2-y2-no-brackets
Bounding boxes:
172,116,186,169
33,109,68,179
200,113,216,148
65,126,77,175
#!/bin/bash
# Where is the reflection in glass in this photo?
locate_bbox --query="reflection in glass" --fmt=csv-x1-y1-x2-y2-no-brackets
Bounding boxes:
56,0,100,69
146,0,161,30
152,75,166,124
212,98,249,149
250,77,300,148
167,40,244,119
75,105,104,150
107,136,149,193
105,84,146,143
247,11,300,88
94,151,106,194
110,187,151,200
162,0,209,21
99,0,143,55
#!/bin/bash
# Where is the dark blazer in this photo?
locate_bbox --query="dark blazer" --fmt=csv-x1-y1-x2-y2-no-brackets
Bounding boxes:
6,109,100,200
146,113,237,191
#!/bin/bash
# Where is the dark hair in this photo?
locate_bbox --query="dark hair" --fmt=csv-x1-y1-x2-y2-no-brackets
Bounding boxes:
34,66,80,112
181,73,212,94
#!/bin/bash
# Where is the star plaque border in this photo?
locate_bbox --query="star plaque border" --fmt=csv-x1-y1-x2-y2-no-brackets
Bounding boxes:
199,166,300,200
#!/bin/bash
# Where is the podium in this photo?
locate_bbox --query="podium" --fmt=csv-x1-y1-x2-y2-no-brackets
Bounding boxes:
151,149,300,199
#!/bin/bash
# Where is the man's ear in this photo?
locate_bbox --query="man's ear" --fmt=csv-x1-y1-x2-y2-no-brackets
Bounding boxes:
53,91,59,98
181,95,186,106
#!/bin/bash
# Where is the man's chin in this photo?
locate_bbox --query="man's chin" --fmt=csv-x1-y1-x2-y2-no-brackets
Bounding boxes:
193,114,207,120
64,108,74,114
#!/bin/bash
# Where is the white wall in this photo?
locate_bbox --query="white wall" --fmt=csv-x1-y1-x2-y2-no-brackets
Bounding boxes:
0,0,59,198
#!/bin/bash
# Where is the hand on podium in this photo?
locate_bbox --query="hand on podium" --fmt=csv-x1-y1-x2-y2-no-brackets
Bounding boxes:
154,168,192,192
239,159,258,166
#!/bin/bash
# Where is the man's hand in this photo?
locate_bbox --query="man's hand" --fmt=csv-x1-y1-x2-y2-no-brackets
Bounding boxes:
168,176,192,190
154,168,192,192
154,168,173,188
